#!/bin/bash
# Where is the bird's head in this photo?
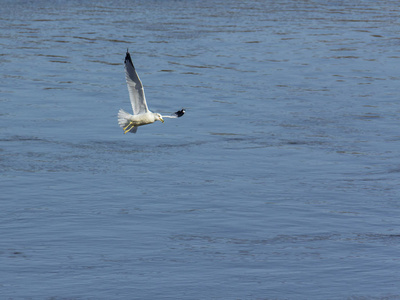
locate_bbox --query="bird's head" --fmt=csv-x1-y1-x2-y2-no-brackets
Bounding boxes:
156,113,164,123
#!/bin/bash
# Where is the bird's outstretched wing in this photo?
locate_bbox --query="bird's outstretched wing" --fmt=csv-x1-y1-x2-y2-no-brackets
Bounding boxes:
163,109,186,119
124,50,149,115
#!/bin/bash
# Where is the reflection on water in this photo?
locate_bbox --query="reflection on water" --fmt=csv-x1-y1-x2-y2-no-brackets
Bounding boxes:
1,0,400,299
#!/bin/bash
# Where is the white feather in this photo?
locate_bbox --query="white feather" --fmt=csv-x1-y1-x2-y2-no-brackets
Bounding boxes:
118,109,131,127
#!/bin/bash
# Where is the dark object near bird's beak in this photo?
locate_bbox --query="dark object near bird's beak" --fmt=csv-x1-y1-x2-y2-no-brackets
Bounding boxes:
175,109,185,118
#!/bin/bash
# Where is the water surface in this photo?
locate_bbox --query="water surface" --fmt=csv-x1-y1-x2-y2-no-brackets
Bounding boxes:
1,0,400,299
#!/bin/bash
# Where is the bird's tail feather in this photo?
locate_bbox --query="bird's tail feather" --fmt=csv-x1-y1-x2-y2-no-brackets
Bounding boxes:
118,109,130,127
118,109,138,134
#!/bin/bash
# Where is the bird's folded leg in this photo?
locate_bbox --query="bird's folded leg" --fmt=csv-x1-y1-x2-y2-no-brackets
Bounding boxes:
123,122,135,134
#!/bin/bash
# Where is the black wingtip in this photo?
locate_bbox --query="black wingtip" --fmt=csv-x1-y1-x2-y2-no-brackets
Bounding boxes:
175,109,185,118
124,50,133,66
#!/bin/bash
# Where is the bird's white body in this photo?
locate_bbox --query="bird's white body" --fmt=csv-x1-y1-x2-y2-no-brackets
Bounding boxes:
118,109,162,127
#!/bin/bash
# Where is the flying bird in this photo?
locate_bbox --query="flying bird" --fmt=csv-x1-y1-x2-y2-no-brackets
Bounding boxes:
118,50,185,134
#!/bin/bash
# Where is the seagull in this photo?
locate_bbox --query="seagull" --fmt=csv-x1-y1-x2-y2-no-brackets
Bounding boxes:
118,50,185,134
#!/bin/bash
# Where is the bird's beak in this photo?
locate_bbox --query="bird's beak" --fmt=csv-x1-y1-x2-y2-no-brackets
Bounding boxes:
160,118,164,123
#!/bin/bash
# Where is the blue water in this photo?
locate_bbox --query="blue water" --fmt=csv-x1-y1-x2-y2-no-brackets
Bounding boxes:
1,0,400,299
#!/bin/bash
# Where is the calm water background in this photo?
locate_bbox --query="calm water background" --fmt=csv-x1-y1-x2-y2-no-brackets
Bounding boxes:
1,0,400,299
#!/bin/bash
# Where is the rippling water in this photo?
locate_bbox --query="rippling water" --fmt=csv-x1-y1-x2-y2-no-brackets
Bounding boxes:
1,0,400,299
